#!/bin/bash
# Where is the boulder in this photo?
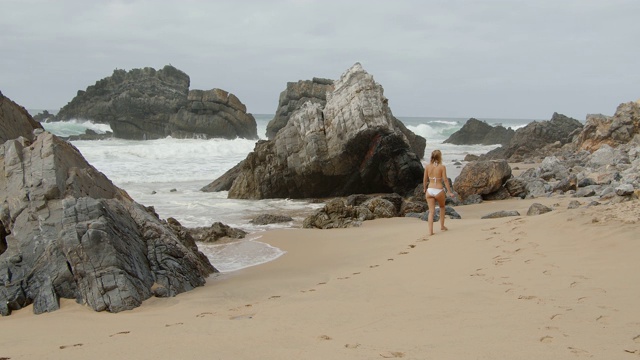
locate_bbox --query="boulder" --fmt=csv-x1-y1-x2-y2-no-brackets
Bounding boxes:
443,118,514,146
575,101,640,151
481,210,521,219
250,214,294,225
526,203,553,216
185,221,247,242
55,65,257,140
207,63,425,199
453,160,512,200
1,95,215,316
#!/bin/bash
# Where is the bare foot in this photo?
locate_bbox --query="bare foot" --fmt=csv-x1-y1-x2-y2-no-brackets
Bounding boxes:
441,226,448,231
429,232,435,236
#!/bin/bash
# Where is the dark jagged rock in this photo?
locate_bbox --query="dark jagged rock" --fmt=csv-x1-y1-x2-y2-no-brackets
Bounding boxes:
482,113,583,161
168,89,258,140
250,214,294,225
180,221,247,243
1,94,215,316
206,63,425,199
55,65,257,140
444,118,514,146
0,91,44,143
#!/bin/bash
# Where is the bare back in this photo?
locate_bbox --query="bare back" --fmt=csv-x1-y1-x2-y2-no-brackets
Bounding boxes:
425,163,447,189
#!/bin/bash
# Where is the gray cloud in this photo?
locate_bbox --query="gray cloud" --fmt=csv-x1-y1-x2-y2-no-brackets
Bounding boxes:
2,0,639,120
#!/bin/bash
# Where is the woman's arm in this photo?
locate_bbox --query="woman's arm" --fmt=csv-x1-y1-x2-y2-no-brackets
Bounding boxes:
423,165,429,192
442,166,454,196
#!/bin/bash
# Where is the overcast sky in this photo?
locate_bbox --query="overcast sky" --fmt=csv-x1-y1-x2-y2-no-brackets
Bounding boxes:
2,0,639,120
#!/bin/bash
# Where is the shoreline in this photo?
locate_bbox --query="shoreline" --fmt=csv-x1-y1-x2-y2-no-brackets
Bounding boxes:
1,193,638,359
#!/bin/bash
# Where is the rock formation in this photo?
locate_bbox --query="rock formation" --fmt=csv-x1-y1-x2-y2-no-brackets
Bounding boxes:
55,65,257,140
0,91,44,142
574,101,640,151
443,118,514,146
453,160,512,201
265,75,425,157
482,113,583,161
204,63,425,199
1,94,215,316
266,78,334,139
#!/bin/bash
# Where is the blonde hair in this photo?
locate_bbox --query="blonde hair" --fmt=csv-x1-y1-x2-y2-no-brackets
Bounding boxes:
430,150,442,165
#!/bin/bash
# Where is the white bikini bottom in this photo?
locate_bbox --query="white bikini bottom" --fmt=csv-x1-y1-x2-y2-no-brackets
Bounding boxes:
426,188,443,196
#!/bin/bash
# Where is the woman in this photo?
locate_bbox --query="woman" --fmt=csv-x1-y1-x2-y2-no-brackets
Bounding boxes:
423,150,454,236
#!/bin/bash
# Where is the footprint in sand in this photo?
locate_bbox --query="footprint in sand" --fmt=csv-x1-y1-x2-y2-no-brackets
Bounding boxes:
567,347,591,357
230,314,255,320
196,312,214,318
318,335,332,341
301,289,317,293
0,357,11,360
353,272,361,275
269,295,281,299
550,314,562,320
165,322,183,327
379,351,406,358
109,331,130,337
408,244,416,249
634,335,640,343
369,265,380,268
59,344,83,350
344,343,361,349
540,336,553,343
398,251,409,255
337,277,350,280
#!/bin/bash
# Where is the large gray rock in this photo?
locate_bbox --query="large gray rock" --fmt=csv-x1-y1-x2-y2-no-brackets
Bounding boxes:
266,77,334,139
265,73,425,158
1,97,215,316
55,65,257,140
444,118,514,146
453,160,512,201
207,63,425,199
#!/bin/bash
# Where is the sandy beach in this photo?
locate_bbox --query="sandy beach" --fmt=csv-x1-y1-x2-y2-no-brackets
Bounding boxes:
1,194,639,360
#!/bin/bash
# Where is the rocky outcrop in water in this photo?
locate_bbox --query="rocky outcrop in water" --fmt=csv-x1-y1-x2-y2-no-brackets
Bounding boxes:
204,63,425,199
482,113,583,161
443,118,514,146
0,94,215,316
55,65,257,140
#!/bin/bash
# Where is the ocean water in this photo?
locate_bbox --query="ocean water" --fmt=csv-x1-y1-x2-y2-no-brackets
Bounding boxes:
40,114,536,272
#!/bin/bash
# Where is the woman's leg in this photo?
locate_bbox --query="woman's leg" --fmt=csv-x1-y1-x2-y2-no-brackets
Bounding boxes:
426,194,435,235
435,192,448,231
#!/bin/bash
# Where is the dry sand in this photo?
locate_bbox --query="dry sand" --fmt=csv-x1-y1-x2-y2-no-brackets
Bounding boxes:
1,195,639,359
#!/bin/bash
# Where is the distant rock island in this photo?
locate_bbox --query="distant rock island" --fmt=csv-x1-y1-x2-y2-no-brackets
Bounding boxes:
203,63,426,199
443,118,514,146
53,65,258,140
